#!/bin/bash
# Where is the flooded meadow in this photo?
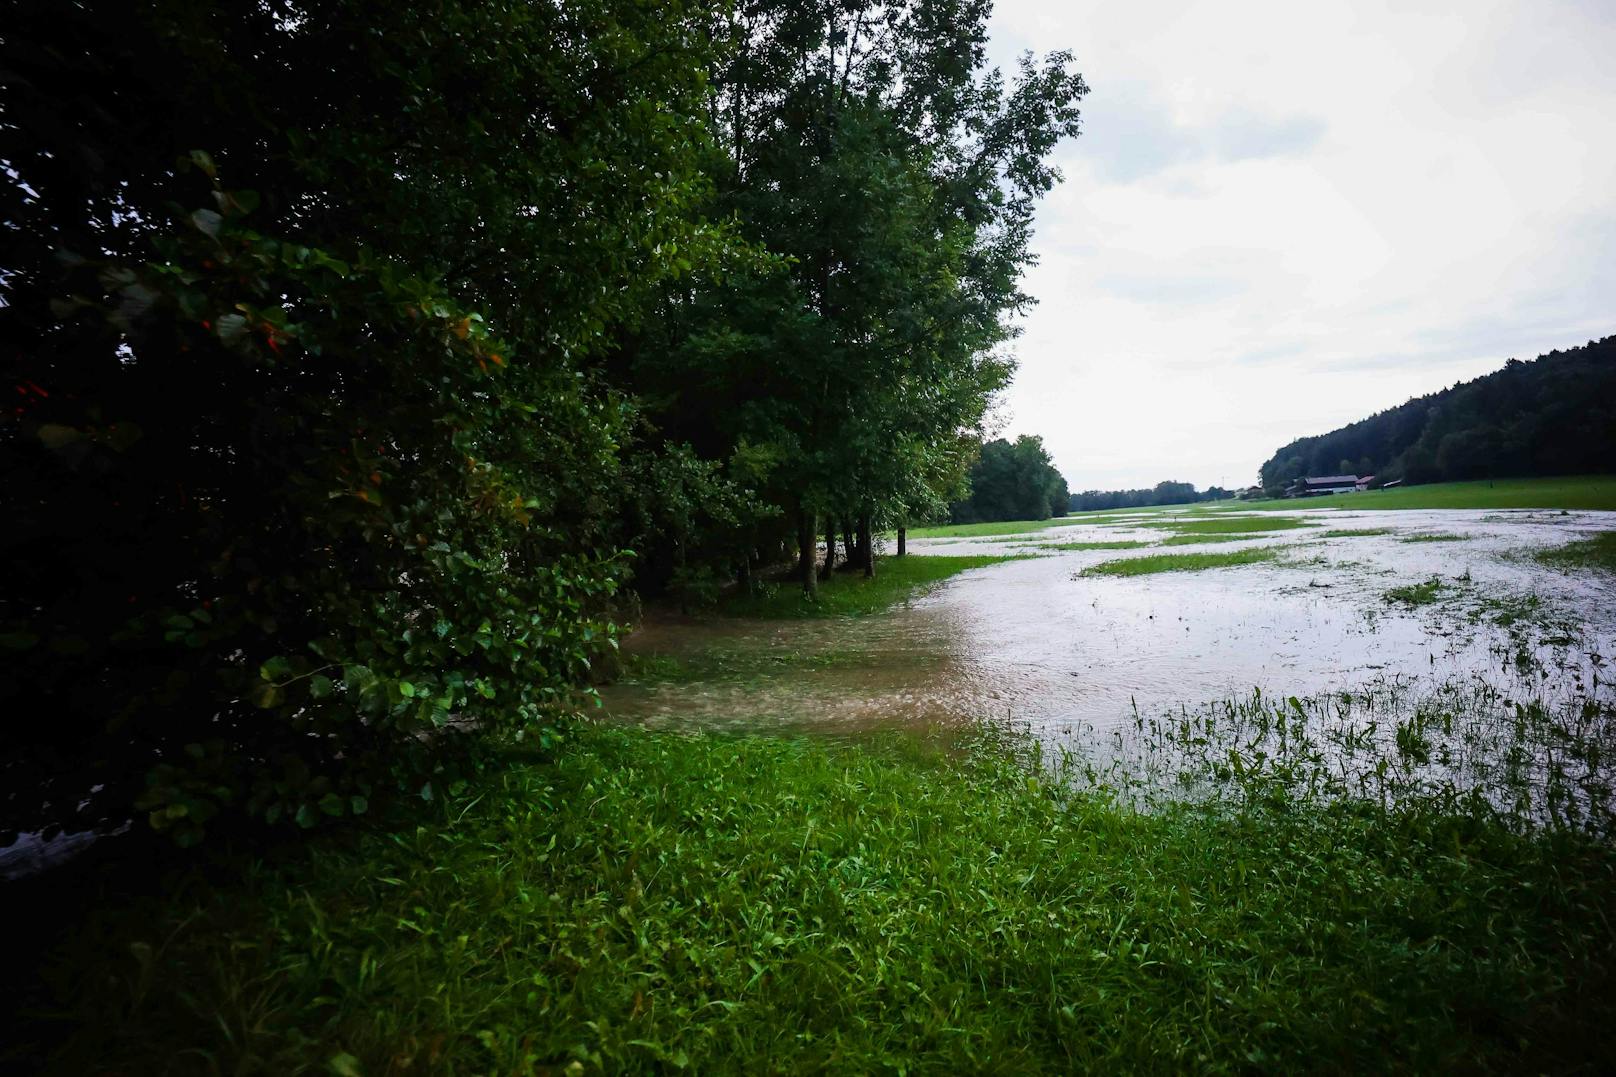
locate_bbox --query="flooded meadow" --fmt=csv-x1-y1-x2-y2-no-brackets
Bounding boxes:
605,505,1616,828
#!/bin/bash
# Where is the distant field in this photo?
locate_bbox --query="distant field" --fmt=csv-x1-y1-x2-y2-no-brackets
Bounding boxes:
1246,475,1616,512
907,476,1616,541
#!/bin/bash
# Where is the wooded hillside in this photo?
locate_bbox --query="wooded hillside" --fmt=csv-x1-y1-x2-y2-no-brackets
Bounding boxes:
1259,336,1616,493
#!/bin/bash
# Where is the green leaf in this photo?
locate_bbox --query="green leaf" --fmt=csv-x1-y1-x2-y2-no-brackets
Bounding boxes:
250,683,283,709
37,423,84,450
216,312,249,345
191,208,223,238
328,1053,362,1077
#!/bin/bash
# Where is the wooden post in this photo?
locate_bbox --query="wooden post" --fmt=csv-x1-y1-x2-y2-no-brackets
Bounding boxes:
897,526,907,557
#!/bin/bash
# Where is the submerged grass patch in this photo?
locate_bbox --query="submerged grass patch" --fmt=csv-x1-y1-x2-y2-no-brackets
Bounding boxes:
1021,539,1150,551
1402,532,1470,543
720,554,1019,618
621,646,876,685
904,517,1086,539
1142,516,1315,534
1538,530,1616,573
1321,527,1394,538
1081,547,1281,576
1386,577,1447,607
11,725,1615,1074
1158,532,1251,546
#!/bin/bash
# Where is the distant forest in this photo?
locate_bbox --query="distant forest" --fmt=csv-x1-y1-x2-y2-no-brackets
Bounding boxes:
1068,482,1232,512
948,436,1070,524
947,442,1236,522
1259,336,1616,494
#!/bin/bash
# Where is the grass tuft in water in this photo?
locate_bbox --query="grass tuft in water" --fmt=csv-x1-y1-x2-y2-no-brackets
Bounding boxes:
1401,532,1470,543
1158,533,1253,546
1081,547,1280,576
1385,577,1447,606
1320,528,1394,538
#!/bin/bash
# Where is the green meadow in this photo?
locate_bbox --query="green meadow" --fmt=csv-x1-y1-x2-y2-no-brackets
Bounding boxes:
11,726,1613,1074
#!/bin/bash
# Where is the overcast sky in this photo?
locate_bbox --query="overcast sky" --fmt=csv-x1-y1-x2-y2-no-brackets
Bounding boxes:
983,0,1616,491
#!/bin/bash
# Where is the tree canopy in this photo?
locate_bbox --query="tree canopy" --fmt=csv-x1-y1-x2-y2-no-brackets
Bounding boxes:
1067,482,1232,512
0,0,1085,843
948,436,1071,523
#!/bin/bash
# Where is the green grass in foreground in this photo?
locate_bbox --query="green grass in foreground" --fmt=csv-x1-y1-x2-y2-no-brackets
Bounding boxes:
719,554,1018,618
1083,547,1281,576
1538,530,1616,573
11,727,1613,1073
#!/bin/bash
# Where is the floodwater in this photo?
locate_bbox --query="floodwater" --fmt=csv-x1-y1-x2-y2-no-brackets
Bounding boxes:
603,506,1616,767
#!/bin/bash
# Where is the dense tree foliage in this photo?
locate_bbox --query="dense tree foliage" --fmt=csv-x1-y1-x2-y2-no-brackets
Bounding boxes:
627,1,1086,592
1,0,726,843
1259,337,1616,495
948,436,1070,523
1068,482,1232,512
0,1,1084,842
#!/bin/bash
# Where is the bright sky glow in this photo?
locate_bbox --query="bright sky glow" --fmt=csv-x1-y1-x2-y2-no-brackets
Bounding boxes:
985,0,1616,490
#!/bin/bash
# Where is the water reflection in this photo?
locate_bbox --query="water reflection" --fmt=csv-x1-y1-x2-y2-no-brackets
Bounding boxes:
604,507,1615,744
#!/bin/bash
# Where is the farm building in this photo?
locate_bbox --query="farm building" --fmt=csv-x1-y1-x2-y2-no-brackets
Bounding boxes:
1286,474,1360,497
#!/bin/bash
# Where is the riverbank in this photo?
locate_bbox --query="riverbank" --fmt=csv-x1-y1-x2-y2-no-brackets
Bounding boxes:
8,724,1614,1074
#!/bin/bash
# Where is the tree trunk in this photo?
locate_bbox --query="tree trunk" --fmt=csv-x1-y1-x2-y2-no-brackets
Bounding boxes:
842,518,857,569
858,514,874,578
797,509,818,599
897,526,907,557
820,518,835,579
737,550,752,593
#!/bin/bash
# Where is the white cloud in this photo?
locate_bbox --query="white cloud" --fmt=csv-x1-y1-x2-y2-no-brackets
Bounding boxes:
986,0,1616,489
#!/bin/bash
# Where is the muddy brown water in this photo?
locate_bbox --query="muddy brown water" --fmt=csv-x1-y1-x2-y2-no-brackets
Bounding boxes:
603,507,1616,746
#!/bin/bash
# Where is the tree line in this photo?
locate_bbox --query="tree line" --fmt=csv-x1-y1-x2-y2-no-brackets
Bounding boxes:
1068,481,1232,512
0,1,1085,843
947,436,1070,523
1259,337,1616,494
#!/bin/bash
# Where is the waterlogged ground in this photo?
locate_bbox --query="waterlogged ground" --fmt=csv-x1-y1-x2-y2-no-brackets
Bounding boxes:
604,505,1616,824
